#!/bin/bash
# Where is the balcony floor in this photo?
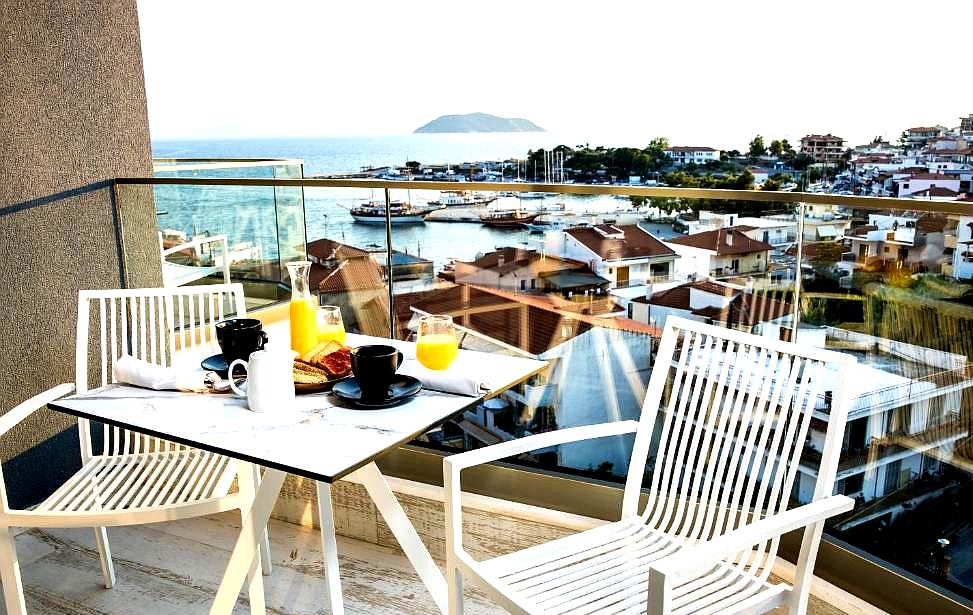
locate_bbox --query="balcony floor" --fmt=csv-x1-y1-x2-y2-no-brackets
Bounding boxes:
4,512,869,615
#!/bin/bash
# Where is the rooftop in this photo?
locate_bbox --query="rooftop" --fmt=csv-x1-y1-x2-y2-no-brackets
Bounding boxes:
666,226,774,255
564,224,676,261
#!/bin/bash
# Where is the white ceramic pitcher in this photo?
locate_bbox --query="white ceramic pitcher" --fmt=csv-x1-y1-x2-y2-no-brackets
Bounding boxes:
228,349,295,412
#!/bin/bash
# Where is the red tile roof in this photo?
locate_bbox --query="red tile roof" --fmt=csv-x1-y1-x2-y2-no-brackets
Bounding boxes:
910,187,959,198
307,237,371,262
666,227,773,255
636,281,790,327
564,224,676,261
462,247,582,275
394,284,657,356
310,256,386,293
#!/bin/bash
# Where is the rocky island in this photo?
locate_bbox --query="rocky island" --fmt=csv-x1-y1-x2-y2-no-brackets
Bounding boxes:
414,112,544,133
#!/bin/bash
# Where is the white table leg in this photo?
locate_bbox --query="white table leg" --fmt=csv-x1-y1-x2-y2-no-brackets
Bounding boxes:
352,462,448,614
237,461,267,615
316,481,345,615
209,467,286,615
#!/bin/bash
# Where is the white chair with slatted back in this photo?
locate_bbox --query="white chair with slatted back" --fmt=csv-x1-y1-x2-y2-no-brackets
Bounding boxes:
444,315,858,615
0,284,272,615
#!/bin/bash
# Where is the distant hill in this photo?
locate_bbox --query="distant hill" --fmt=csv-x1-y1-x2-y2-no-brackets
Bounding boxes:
415,112,544,134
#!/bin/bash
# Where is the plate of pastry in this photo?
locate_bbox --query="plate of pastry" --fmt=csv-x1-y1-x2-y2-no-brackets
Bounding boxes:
293,340,353,394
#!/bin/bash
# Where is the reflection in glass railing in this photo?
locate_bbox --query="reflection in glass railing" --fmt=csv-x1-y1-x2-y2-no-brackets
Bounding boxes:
797,205,973,598
152,159,306,307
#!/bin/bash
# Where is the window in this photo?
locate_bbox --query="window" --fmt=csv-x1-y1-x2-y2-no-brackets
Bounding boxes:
530,278,536,290
520,279,526,291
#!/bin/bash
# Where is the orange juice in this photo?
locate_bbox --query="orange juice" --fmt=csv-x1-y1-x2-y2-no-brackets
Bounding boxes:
317,323,347,345
416,334,458,370
289,297,318,354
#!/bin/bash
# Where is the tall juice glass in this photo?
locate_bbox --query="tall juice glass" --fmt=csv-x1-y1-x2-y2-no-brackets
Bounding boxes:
416,315,458,370
316,305,346,345
286,261,317,354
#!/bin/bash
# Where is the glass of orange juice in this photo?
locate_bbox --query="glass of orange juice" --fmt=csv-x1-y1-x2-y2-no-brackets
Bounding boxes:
416,315,458,370
316,305,346,345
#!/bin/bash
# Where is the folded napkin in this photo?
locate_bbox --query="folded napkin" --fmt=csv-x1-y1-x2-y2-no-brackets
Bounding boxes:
112,355,208,392
398,359,490,397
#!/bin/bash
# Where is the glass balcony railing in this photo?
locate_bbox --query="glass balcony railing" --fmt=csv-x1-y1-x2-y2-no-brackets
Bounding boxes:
115,171,973,612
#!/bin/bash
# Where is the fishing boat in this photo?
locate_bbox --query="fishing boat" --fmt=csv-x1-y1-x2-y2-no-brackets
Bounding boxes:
349,200,437,225
427,190,497,208
479,210,540,228
525,219,569,234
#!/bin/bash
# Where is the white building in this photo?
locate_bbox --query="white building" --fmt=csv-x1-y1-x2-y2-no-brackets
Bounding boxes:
894,173,961,198
663,226,773,280
664,146,721,166
544,224,678,305
951,215,973,280
683,211,795,247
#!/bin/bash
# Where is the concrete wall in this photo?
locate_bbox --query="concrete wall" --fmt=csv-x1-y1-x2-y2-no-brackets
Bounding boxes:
0,0,159,506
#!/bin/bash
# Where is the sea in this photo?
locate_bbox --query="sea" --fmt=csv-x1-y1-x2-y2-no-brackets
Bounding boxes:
151,135,678,275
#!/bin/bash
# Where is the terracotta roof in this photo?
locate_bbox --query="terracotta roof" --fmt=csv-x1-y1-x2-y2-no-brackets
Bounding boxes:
310,256,386,293
850,225,877,236
564,224,676,261
666,227,773,255
637,280,790,327
394,284,657,356
307,237,371,262
916,214,949,233
907,127,943,133
462,247,582,275
801,134,844,142
910,187,959,198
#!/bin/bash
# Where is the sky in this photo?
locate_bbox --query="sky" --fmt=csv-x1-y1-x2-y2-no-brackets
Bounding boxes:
137,0,973,150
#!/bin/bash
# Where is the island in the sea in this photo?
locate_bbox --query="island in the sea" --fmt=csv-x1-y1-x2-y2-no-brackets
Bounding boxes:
414,112,544,133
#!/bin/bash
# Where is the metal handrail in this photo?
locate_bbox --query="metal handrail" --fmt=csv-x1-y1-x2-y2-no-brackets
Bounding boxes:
115,176,973,215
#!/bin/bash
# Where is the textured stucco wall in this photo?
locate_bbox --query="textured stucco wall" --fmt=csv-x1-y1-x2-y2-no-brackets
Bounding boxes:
0,0,159,505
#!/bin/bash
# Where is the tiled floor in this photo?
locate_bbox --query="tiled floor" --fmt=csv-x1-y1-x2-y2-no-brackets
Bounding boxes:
2,512,873,614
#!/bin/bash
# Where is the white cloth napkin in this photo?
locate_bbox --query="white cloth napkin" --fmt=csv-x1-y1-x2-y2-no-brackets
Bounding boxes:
398,359,490,397
112,355,208,392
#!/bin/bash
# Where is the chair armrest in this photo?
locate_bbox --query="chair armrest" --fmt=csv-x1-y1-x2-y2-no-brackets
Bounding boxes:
162,233,228,257
443,421,639,563
649,495,854,580
0,383,75,436
444,420,639,472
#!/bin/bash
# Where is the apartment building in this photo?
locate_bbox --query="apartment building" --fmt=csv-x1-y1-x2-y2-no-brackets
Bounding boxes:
664,226,773,279
664,146,721,166
799,133,846,163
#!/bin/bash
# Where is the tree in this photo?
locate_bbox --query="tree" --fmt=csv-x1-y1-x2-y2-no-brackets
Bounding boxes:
404,160,421,170
769,140,784,158
748,135,766,160
761,178,781,191
645,137,671,171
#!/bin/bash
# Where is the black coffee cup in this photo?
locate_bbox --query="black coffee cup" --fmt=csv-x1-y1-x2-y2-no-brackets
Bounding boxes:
216,318,268,365
351,345,403,400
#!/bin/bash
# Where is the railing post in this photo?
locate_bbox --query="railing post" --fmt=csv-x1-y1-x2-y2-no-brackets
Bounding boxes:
791,201,806,338
384,187,395,339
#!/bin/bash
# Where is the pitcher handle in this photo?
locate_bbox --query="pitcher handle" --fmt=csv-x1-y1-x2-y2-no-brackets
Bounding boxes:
228,359,248,397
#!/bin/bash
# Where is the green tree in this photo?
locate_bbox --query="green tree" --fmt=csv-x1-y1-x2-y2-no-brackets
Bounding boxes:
404,160,421,170
748,135,767,160
761,178,781,191
769,140,784,158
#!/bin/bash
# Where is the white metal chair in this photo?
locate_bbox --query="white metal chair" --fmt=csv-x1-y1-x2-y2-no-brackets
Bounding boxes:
445,316,858,615
159,232,231,288
0,284,271,615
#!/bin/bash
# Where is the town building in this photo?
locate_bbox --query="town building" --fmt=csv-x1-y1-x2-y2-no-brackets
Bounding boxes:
664,226,773,280
306,237,389,336
453,247,600,294
629,279,791,333
903,126,947,149
544,224,678,306
947,216,973,280
841,213,947,274
960,114,973,132
893,173,962,198
799,134,845,163
664,146,721,166
683,211,795,247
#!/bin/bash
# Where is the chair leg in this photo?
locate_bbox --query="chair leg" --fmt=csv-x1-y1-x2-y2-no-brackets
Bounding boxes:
0,526,27,615
447,561,464,615
93,527,115,589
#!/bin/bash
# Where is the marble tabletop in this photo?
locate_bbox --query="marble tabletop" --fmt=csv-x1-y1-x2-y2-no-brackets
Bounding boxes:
50,333,546,482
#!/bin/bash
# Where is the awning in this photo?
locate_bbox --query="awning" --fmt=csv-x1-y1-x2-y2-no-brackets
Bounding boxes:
817,225,837,238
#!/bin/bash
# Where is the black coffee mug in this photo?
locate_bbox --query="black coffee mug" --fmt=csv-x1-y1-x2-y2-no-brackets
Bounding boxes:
216,318,269,365
351,345,404,400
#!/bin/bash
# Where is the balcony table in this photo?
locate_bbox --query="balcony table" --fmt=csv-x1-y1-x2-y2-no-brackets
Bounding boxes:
49,330,546,615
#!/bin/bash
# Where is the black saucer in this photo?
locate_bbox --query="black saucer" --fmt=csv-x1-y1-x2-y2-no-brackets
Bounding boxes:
201,354,248,378
332,375,422,409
